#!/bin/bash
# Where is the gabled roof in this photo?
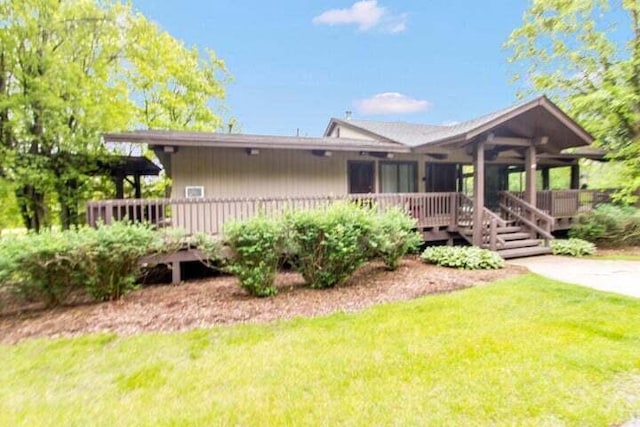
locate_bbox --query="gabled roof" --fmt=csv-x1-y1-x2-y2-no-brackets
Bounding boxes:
325,96,594,150
103,130,411,153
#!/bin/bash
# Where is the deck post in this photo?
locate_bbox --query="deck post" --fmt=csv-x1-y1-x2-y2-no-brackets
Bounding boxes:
472,138,486,246
541,167,550,190
570,164,580,189
525,144,537,207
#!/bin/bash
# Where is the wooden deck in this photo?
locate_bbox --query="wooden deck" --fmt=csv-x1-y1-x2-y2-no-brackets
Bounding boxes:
86,190,613,284
86,190,612,237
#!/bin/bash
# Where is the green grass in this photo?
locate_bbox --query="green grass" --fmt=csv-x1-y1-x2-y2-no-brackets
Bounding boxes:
1,274,640,426
590,253,640,261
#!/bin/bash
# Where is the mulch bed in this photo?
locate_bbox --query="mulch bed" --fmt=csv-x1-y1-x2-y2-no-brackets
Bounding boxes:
0,257,527,344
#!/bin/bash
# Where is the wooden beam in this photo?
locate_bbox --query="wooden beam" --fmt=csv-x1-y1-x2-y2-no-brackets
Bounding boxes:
525,144,537,206
492,136,532,147
472,139,486,246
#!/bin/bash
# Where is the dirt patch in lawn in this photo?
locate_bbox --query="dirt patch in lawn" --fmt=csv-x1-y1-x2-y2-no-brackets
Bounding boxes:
0,258,526,344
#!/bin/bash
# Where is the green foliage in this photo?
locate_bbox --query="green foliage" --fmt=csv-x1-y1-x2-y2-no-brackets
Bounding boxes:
0,0,232,230
81,223,161,301
0,222,166,306
551,238,597,257
370,208,422,270
421,246,505,270
505,0,640,201
0,230,87,306
224,216,285,297
288,203,375,289
569,204,640,247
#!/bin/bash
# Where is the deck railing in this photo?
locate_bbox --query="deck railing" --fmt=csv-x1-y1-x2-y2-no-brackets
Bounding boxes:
457,193,508,250
511,190,612,218
86,192,459,235
500,192,555,246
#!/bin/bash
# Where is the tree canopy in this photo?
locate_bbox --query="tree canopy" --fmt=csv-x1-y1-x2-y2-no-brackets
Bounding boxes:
0,0,231,230
506,0,640,201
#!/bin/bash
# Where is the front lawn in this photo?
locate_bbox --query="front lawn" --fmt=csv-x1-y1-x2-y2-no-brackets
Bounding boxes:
591,247,640,261
1,274,639,426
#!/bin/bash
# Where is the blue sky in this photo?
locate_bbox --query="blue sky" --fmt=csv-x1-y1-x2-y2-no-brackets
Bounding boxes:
131,1,530,136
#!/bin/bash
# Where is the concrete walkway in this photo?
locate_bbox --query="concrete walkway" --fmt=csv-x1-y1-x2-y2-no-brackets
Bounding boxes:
509,256,640,298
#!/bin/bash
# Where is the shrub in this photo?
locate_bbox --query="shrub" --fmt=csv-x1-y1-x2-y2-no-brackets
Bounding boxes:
0,222,165,306
569,204,640,247
370,207,422,270
288,202,375,289
550,238,596,257
187,232,222,268
0,230,88,306
82,222,161,301
421,246,505,270
224,216,285,297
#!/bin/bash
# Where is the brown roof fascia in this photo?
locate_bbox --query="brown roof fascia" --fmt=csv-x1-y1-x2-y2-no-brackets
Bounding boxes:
467,96,594,145
102,132,411,154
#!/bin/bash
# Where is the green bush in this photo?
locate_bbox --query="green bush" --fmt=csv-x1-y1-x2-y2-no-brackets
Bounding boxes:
370,208,422,270
82,222,161,301
0,230,88,306
421,246,505,270
224,216,285,297
569,204,640,247
550,238,596,257
288,202,375,289
0,222,166,306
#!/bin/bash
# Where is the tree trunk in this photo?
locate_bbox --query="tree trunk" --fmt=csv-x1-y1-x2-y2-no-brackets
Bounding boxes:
57,178,79,230
16,185,46,232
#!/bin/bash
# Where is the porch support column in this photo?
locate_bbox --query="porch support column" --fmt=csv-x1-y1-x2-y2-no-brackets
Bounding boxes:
570,164,580,189
134,174,142,199
525,144,537,207
541,167,550,190
472,139,485,247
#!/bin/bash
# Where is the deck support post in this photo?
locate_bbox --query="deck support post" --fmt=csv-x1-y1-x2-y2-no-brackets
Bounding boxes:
525,144,537,207
472,139,486,246
171,261,181,285
570,164,580,189
541,167,550,191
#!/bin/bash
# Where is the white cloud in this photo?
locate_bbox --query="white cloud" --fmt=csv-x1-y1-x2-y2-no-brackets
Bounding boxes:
355,92,430,115
312,1,407,33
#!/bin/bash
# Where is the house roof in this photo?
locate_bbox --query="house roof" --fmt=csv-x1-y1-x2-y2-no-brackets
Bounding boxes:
102,130,411,153
325,96,595,150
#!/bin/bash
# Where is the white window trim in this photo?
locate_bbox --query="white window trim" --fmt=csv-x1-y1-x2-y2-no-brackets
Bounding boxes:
185,186,205,199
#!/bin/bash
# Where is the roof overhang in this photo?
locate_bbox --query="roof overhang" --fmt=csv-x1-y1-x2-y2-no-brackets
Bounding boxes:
103,131,412,154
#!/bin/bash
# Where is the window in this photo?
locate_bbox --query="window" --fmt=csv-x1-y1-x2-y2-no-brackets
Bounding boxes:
348,161,375,193
185,186,205,198
379,162,417,193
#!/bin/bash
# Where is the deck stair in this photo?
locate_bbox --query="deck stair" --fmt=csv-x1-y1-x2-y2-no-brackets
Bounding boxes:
457,193,554,259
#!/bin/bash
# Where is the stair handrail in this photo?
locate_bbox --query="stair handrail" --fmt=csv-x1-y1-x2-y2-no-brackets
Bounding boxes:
457,194,508,228
457,194,507,249
499,191,554,243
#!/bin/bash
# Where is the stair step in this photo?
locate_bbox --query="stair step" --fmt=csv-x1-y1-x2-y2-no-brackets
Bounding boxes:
461,226,522,236
500,232,532,241
498,246,552,259
496,226,523,234
501,239,541,249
